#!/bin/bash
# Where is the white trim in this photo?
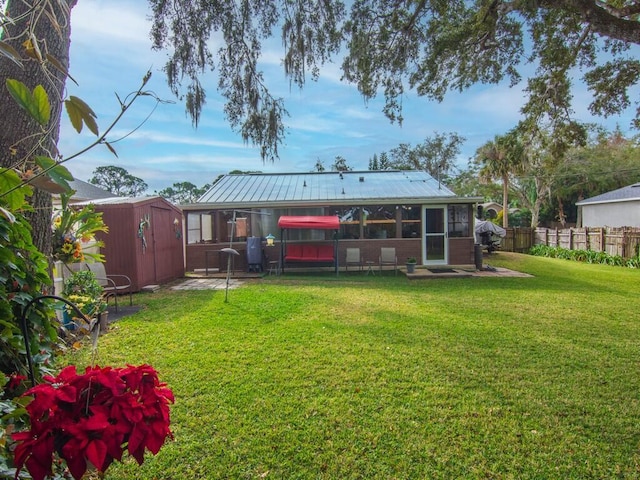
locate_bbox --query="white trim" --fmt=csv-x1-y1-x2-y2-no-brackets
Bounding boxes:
422,205,448,266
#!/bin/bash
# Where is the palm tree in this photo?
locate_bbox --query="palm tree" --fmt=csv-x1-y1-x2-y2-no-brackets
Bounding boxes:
475,134,525,228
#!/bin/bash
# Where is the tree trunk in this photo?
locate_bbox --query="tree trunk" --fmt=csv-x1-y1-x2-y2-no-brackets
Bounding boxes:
556,195,566,227
0,0,78,256
502,174,509,228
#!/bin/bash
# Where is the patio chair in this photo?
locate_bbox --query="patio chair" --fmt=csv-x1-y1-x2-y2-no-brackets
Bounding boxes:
86,262,132,312
379,247,397,275
345,248,363,272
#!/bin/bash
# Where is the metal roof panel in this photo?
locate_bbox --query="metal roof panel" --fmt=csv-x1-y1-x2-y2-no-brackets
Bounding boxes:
192,171,472,208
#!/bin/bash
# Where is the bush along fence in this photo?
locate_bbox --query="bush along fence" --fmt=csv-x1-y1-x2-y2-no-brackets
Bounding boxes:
533,227,640,260
529,244,640,268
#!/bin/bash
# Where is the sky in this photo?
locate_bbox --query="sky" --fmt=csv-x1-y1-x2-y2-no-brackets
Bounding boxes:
58,0,640,194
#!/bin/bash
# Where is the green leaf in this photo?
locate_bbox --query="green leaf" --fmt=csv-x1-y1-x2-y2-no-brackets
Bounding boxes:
0,40,23,67
50,164,74,181
46,168,73,192
64,96,99,135
34,155,56,170
0,205,16,223
6,79,32,114
5,79,50,126
68,95,97,118
83,112,99,136
70,95,99,135
0,169,31,210
35,156,73,188
104,141,119,158
46,53,78,86
65,98,83,133
34,156,74,191
32,85,51,125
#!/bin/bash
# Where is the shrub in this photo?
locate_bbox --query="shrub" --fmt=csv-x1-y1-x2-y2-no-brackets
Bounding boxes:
529,244,639,269
62,270,106,317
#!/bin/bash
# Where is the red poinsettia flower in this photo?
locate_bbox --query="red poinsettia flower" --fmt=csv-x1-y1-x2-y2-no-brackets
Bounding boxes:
12,364,174,480
6,373,26,390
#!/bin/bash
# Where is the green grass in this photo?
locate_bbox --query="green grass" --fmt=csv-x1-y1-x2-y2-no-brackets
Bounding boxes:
67,253,640,479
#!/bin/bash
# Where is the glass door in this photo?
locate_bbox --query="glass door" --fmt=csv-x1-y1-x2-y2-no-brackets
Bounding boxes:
423,206,448,265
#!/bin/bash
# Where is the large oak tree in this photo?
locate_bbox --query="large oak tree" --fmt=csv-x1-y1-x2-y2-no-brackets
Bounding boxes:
150,0,640,161
0,0,78,254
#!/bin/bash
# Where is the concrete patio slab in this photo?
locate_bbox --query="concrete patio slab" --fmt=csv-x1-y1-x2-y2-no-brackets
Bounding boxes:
404,266,532,279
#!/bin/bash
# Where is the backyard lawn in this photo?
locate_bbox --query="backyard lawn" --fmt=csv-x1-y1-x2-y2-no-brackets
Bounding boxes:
67,252,640,479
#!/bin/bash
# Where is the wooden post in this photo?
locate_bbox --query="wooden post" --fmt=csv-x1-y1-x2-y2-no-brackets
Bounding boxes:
545,228,549,247
585,227,590,251
569,228,573,251
600,228,605,252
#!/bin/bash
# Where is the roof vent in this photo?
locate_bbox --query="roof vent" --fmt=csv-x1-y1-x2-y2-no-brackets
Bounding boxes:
341,188,345,195
303,181,307,187
339,172,343,179
359,176,364,182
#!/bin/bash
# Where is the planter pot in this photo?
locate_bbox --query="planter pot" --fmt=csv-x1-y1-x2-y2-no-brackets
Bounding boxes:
406,263,416,274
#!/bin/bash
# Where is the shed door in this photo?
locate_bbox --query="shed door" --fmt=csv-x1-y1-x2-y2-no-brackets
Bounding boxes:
423,206,448,265
151,206,175,283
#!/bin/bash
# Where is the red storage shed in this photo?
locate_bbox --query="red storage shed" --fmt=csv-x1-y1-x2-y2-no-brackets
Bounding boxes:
88,196,185,291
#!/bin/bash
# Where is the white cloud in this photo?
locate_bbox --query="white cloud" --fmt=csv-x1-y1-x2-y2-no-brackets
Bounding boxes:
71,2,151,47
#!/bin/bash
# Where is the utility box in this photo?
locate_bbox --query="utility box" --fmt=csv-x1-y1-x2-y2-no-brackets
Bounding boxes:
246,236,263,272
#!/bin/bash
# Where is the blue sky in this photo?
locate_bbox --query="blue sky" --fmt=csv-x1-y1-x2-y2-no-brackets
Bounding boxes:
58,0,639,194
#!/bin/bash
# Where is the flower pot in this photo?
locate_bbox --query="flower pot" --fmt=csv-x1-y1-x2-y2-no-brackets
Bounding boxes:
406,263,416,274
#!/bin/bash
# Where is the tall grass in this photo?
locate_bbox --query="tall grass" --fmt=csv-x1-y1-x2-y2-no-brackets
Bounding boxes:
68,253,640,479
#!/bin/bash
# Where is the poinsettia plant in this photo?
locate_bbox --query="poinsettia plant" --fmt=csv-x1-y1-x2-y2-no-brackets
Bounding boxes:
12,364,174,480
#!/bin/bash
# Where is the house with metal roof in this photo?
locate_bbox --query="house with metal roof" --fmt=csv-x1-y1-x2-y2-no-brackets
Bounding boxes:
576,182,640,228
181,170,482,272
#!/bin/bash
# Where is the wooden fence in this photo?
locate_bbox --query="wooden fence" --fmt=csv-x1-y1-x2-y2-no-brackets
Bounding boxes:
501,228,535,253
532,227,640,259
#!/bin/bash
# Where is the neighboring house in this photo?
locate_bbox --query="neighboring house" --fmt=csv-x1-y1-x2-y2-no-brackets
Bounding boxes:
480,202,503,219
181,170,482,271
576,182,640,228
53,178,117,207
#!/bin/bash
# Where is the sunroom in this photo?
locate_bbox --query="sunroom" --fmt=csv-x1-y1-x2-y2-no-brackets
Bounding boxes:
180,170,482,272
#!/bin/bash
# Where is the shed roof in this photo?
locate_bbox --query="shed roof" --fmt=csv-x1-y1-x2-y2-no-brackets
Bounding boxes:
185,171,478,210
59,179,117,202
74,195,183,213
576,183,640,206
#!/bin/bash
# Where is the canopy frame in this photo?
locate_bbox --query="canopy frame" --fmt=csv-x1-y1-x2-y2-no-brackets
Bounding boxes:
278,216,339,274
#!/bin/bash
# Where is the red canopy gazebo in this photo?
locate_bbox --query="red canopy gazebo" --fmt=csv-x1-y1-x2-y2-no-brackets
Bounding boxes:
277,216,340,274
